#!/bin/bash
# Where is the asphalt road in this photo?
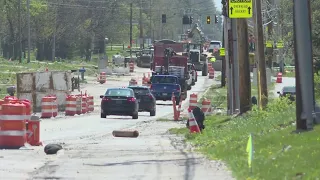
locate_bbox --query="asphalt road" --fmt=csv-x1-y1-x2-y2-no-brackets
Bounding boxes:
0,68,233,180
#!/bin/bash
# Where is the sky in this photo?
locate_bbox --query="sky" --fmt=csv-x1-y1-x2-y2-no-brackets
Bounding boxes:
214,0,222,12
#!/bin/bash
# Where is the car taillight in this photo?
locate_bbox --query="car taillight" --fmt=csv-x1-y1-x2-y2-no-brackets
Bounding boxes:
148,94,153,99
176,86,180,91
102,97,111,101
127,97,136,102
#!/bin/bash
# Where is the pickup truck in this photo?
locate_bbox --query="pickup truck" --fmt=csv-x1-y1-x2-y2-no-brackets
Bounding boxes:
149,75,181,105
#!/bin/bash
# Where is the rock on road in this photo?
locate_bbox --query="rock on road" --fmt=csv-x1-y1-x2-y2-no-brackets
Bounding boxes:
0,68,233,180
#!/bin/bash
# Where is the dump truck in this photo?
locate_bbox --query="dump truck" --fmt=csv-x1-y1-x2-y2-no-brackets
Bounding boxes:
136,49,154,68
150,39,191,101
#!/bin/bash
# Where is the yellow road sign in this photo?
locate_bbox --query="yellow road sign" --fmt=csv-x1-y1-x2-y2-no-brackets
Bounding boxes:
266,40,273,48
228,0,253,18
277,41,284,48
220,48,225,56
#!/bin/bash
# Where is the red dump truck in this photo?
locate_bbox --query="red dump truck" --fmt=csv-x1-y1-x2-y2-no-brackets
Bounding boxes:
150,39,190,100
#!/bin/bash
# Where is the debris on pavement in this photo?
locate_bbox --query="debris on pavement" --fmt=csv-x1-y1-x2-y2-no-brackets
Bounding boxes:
112,130,139,138
44,144,63,155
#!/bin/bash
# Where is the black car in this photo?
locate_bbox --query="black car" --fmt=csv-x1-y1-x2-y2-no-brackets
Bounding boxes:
128,86,156,116
100,88,139,119
277,86,296,101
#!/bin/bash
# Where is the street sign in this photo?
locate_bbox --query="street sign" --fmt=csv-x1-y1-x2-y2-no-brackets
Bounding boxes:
277,41,284,48
228,0,253,18
266,41,273,48
220,48,225,56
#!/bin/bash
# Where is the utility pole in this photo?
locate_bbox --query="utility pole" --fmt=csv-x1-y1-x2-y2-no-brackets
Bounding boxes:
293,0,315,130
18,0,22,63
52,7,57,61
130,3,133,58
27,0,31,63
266,0,274,68
227,21,234,114
139,0,144,49
224,17,233,115
237,19,251,113
149,0,152,43
221,24,226,87
232,19,240,113
255,0,268,108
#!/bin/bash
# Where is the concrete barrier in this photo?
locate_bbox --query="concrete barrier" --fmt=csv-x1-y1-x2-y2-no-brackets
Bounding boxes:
99,67,130,75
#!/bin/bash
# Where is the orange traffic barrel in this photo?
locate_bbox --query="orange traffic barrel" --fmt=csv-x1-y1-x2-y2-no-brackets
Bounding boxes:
189,93,198,110
41,96,58,118
209,67,215,79
27,116,42,146
201,99,212,115
129,62,134,72
87,96,94,112
3,96,18,104
75,95,82,115
99,72,106,84
81,96,88,114
0,99,5,114
65,95,77,116
0,102,27,149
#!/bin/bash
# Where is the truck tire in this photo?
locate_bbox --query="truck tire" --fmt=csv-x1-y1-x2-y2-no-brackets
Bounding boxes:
202,65,208,76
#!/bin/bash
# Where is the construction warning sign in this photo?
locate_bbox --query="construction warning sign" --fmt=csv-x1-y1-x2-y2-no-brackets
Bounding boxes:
228,0,253,19
220,48,225,56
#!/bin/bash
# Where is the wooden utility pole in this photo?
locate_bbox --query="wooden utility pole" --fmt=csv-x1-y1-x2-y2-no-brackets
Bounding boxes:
27,0,31,63
139,0,144,49
237,19,251,113
255,0,268,108
18,0,22,63
130,3,133,58
293,0,315,130
266,0,274,68
221,25,226,87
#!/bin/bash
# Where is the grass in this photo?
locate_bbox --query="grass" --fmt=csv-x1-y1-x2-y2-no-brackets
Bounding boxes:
199,84,227,109
171,98,320,179
200,82,276,111
283,71,295,77
251,83,276,98
169,76,320,179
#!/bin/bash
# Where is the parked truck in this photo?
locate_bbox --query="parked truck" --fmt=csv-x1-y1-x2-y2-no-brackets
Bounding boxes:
150,39,190,102
136,49,154,68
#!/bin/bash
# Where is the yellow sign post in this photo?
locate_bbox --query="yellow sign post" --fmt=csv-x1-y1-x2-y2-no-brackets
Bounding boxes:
220,48,225,56
228,0,253,18
266,41,273,48
277,41,284,48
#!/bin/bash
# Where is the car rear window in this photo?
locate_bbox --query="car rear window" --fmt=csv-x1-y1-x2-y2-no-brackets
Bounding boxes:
151,76,177,84
283,86,295,93
129,87,150,95
105,89,133,97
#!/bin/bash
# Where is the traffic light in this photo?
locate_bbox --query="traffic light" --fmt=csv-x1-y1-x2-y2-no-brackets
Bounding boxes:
162,14,166,23
215,15,218,23
190,16,193,24
206,16,211,24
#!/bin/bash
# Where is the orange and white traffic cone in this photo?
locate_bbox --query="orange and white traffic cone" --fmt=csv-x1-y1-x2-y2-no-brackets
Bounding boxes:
187,108,201,133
